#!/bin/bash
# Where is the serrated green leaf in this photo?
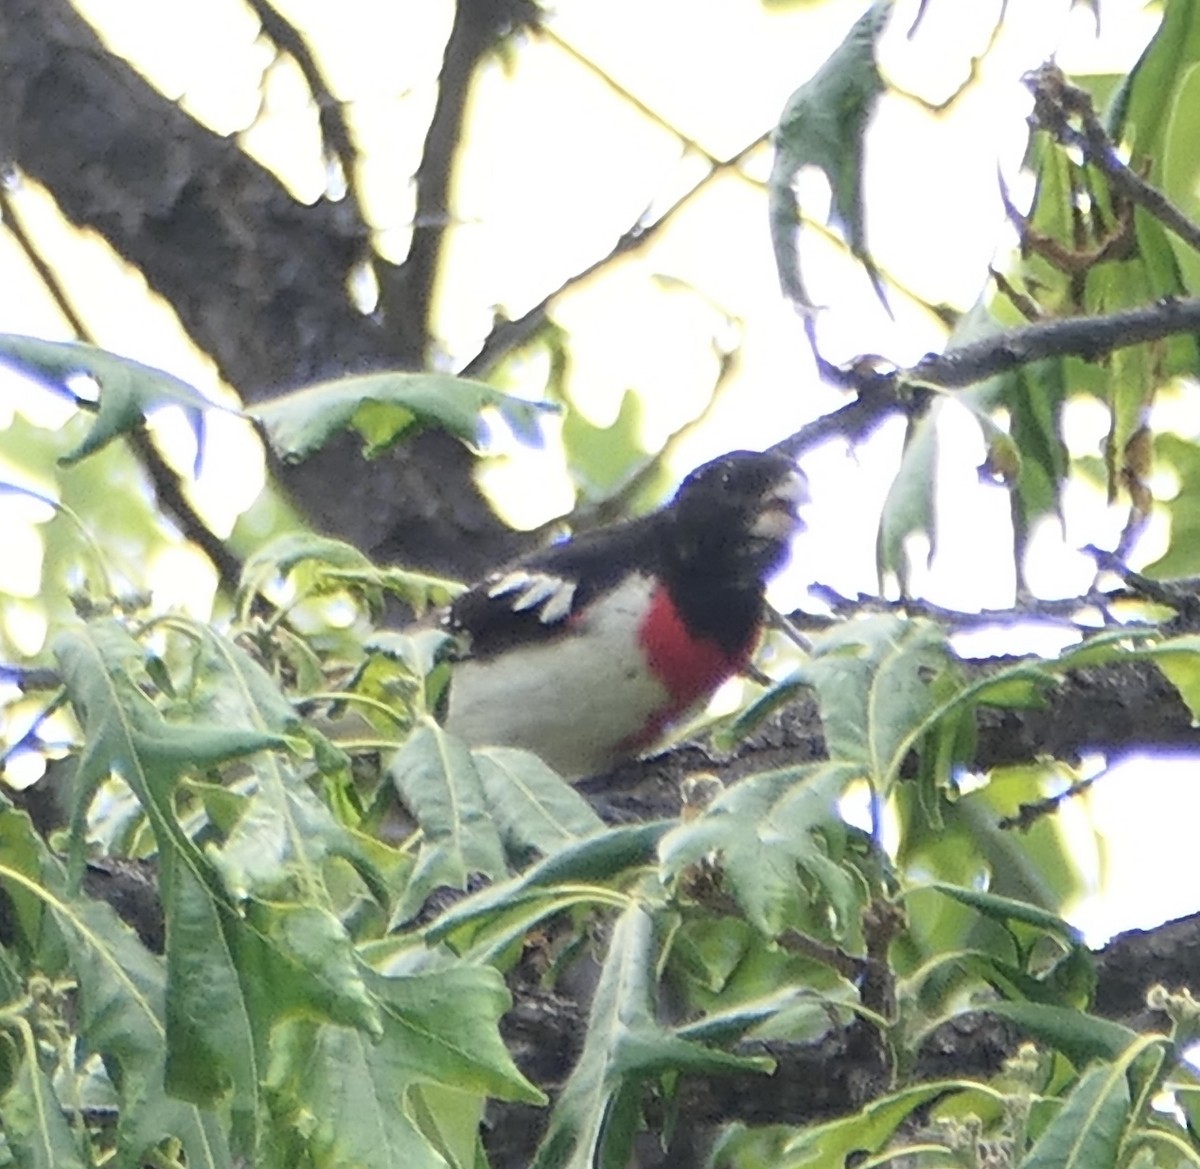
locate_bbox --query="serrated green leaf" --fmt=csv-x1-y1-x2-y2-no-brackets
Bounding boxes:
795,615,953,792
0,334,223,472
472,746,604,855
769,0,891,310
53,620,287,882
367,963,543,1102
530,905,769,1169
268,959,541,1169
660,762,862,939
388,721,507,924
1019,1060,1130,1169
251,371,552,462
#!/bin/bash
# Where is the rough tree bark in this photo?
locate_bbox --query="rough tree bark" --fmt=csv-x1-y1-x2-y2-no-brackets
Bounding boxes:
0,0,530,577
3,3,1199,1166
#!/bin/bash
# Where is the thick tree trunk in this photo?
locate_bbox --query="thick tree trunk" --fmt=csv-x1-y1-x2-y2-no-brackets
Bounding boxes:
0,0,524,577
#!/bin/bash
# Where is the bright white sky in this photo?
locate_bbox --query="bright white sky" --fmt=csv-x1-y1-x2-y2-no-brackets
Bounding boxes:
0,0,1192,943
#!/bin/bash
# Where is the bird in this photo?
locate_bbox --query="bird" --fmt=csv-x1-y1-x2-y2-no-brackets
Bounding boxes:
443,449,809,779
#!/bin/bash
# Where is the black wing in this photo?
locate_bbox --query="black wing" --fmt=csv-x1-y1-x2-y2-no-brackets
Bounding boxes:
447,512,664,657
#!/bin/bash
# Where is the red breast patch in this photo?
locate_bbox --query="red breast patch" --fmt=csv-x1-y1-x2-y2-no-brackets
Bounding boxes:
638,585,750,714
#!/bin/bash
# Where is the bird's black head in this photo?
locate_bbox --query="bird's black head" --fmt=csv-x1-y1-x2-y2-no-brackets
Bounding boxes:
667,449,808,587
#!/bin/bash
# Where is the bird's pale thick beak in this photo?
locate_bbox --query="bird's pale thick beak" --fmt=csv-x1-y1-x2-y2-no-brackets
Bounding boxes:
751,468,810,540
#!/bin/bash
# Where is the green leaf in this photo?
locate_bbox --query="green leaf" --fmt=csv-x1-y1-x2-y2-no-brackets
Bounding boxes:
660,762,863,939
1145,433,1200,578
251,371,552,462
786,615,954,793
0,334,224,472
421,821,668,950
769,0,891,310
268,959,541,1169
988,1002,1139,1069
0,1028,88,1169
1019,1060,1130,1169
236,532,381,619
367,960,543,1102
1116,0,1200,295
388,721,508,924
780,1081,996,1169
876,406,939,592
472,747,604,855
52,620,287,884
530,905,770,1169
924,884,1082,944
0,849,234,1167
1142,633,1200,719
561,388,648,500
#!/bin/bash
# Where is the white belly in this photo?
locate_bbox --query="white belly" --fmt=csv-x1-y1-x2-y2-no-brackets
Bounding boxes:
445,574,670,778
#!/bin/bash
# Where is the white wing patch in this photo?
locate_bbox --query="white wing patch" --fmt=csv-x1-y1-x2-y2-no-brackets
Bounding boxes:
486,570,578,625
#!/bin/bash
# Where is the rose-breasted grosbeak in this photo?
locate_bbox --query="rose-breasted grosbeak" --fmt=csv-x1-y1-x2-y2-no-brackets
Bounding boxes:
444,449,808,778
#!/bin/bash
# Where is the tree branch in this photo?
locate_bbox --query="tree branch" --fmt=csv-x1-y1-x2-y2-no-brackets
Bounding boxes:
459,131,770,379
0,183,243,594
244,0,370,243
904,296,1200,389
1026,62,1200,257
387,0,544,362
0,0,523,578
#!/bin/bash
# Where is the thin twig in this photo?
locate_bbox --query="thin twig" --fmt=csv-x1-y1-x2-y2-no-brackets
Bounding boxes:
768,372,909,460
804,580,1169,631
393,1,542,363
245,0,368,223
1083,544,1200,617
0,183,242,595
1026,63,1200,257
459,131,770,379
539,25,723,167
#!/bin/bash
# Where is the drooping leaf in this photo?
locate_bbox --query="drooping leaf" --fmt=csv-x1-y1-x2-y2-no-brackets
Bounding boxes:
267,958,541,1169
529,904,770,1169
769,0,891,311
251,371,553,462
0,835,234,1168
660,761,864,940
1114,0,1200,295
472,746,604,855
765,616,954,795
0,1027,89,1169
1019,1059,1130,1169
388,721,508,924
0,333,222,473
876,403,939,592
